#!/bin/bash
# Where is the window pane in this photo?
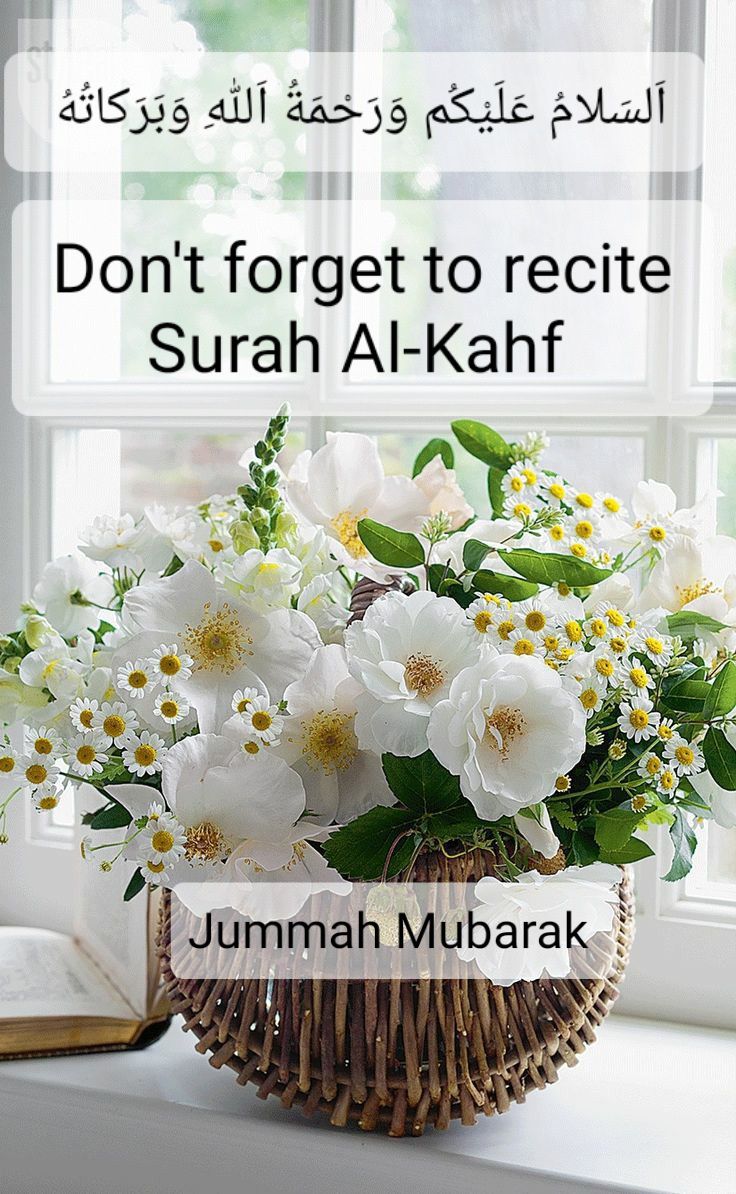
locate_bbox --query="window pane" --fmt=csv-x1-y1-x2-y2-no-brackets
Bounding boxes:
714,438,736,535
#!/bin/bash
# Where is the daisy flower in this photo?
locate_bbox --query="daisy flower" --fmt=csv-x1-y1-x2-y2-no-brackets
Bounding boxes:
0,747,20,778
575,680,606,718
617,698,661,743
140,808,186,868
486,609,520,647
231,687,261,715
33,784,62,811
622,663,655,697
21,754,61,790
547,522,569,548
637,632,674,669
69,697,100,733
69,733,109,778
594,602,628,630
153,691,190,725
122,731,167,777
597,492,627,519
657,767,680,796
28,726,61,758
502,464,532,501
239,696,284,744
542,474,568,507
590,647,621,687
584,614,611,643
637,752,663,781
657,718,677,743
149,643,194,686
516,599,555,638
566,513,602,547
504,629,543,658
116,659,159,701
92,701,139,746
665,736,706,777
562,618,585,646
570,489,597,514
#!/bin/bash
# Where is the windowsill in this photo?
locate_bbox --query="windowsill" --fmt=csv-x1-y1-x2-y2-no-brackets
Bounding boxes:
1,1015,734,1194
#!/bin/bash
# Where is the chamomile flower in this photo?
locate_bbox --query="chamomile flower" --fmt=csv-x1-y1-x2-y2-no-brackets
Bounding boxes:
92,701,139,746
139,858,172,885
503,462,538,501
637,751,663,781
617,698,660,743
657,767,680,796
657,718,677,743
570,489,597,513
28,726,61,758
116,659,159,701
231,687,261,715
595,602,628,630
153,691,190,725
575,679,606,718
665,736,705,777
608,632,632,660
597,492,626,519
140,808,186,868
237,737,265,758
487,609,520,647
33,784,62,811
584,614,611,643
70,697,100,733
239,696,284,744
504,629,543,658
563,619,585,646
21,754,61,790
516,599,554,638
622,663,655,697
547,522,569,548
69,733,109,778
542,474,568,507
0,747,20,778
567,513,602,546
122,731,167,777
506,499,535,523
590,647,621,687
149,643,194,686
637,632,674,669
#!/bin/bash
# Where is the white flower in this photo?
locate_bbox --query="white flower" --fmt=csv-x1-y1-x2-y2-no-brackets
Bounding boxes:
27,725,62,758
33,784,63,811
238,695,284,744
153,691,190,724
20,753,61,790
664,736,705,777
690,768,736,829
617,697,660,742
139,807,187,869
465,594,510,639
122,560,320,732
637,752,663,781
636,631,673,669
346,590,484,758
69,732,109,778
657,767,680,796
19,643,85,703
122,730,167,776
427,654,586,820
92,701,139,745
69,697,100,732
541,474,568,507
227,548,303,610
32,553,113,637
116,659,160,701
296,574,350,644
639,536,736,630
433,517,525,575
500,629,545,659
514,804,561,859
0,747,20,781
231,687,262,714
621,662,654,696
149,643,194,686
515,599,557,639
286,433,427,580
78,514,147,573
272,644,394,825
413,455,473,530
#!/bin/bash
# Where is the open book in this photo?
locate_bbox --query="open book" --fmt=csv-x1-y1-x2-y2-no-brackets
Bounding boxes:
0,800,169,1060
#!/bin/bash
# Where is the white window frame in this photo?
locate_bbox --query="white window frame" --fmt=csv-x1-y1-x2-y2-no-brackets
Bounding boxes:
3,0,735,1023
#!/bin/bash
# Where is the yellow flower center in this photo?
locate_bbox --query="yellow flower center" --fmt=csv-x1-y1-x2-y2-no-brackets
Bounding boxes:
79,709,94,728
565,620,583,643
404,653,446,696
484,706,526,758
549,482,565,500
510,475,524,493
135,745,157,767
127,670,148,690
660,770,676,791
658,723,674,741
0,756,15,773
330,509,368,560
243,741,260,754
649,525,667,543
525,611,546,632
513,638,536,656
629,668,649,688
146,860,166,874
646,756,662,775
151,828,175,854
497,619,515,641
570,543,587,558
33,736,53,755
513,502,532,520
603,496,621,513
589,619,607,638
544,634,560,651
580,688,599,710
595,658,615,677
251,711,272,732
158,654,181,676
159,700,179,720
575,492,594,509
631,794,647,812
522,467,537,485
76,745,96,765
208,539,225,553
610,635,628,656
575,520,595,540
473,610,493,633
38,795,59,810
555,775,571,792
674,745,695,767
185,820,225,862
606,609,625,627
103,715,126,738
629,709,650,730
645,636,664,655
185,602,253,674
550,525,565,542
302,708,358,774
26,763,48,785
558,583,571,597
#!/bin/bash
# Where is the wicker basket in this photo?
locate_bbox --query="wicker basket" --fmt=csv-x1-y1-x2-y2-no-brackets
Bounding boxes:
156,574,635,1134
157,857,633,1135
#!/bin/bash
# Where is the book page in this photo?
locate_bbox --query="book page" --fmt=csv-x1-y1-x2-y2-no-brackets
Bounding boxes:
0,928,134,1021
73,788,150,1019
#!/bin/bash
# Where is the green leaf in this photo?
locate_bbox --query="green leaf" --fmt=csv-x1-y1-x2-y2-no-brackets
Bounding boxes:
570,829,599,866
666,610,728,641
123,868,146,902
598,836,655,864
497,548,612,588
425,804,489,843
703,727,736,791
412,438,454,477
594,807,647,852
662,809,698,882
90,803,132,830
356,519,425,569
472,569,539,602
427,562,455,594
462,538,492,572
381,751,462,815
487,466,506,517
662,678,711,716
161,554,184,578
704,660,736,720
322,807,418,880
451,420,513,469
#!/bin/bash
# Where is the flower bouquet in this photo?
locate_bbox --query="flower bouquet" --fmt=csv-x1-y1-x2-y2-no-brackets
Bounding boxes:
1,406,734,1132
